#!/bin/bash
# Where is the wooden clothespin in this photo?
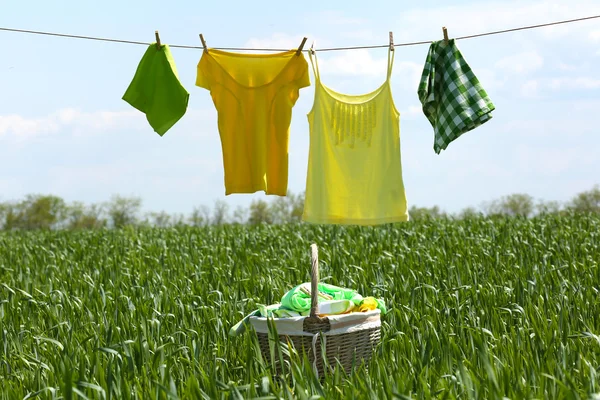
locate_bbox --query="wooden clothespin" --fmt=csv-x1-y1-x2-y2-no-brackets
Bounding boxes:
155,30,161,50
296,37,307,56
199,34,207,52
309,41,315,55
442,27,449,44
389,32,394,51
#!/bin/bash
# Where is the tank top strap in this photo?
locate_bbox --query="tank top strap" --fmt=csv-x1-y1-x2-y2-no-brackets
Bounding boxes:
308,48,320,82
386,46,395,81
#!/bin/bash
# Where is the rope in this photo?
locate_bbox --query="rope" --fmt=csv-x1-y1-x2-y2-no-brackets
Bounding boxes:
0,14,598,52
309,244,319,318
311,333,320,379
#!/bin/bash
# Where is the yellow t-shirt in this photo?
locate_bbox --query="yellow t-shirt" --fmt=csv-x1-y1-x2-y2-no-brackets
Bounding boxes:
196,49,310,195
303,49,409,225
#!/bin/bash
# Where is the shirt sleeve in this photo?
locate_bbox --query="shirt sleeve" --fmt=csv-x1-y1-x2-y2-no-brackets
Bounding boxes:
295,54,311,89
195,54,212,90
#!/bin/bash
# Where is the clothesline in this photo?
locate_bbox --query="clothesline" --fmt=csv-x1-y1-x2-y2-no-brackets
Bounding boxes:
0,14,599,52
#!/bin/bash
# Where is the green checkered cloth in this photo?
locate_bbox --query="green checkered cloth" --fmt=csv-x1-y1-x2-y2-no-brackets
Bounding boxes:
418,39,495,154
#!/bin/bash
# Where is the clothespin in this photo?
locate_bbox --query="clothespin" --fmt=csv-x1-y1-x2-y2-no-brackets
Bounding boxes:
155,30,161,50
296,37,307,56
199,34,207,52
442,27,449,44
309,41,316,55
389,32,394,51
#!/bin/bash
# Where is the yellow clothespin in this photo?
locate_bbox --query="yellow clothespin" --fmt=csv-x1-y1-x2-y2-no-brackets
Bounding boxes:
296,37,307,56
389,32,394,51
442,27,449,44
199,34,207,52
155,30,161,50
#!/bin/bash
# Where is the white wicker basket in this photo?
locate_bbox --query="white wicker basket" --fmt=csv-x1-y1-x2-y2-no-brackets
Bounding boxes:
249,244,381,376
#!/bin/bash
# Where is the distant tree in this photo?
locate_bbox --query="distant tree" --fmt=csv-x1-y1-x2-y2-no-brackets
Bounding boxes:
409,205,447,220
567,185,600,213
248,199,273,225
269,191,305,224
485,193,535,217
4,184,596,231
106,195,142,228
536,200,563,215
0,202,16,230
67,202,106,230
146,211,172,228
289,191,305,222
4,194,68,230
270,196,290,224
170,213,187,227
189,205,211,227
231,206,248,225
212,200,229,225
457,206,482,219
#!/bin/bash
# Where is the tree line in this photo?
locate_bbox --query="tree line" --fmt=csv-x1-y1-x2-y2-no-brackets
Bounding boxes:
0,185,598,230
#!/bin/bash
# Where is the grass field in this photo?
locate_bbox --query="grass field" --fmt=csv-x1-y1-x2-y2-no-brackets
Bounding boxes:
1,213,599,399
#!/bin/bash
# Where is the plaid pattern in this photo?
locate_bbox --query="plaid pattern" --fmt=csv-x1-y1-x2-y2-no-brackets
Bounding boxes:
418,39,495,154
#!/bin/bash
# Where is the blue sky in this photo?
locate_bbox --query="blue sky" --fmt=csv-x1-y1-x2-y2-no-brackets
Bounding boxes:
1,0,599,215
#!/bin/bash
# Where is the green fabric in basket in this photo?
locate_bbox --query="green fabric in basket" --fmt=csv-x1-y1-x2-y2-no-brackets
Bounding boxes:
229,283,386,337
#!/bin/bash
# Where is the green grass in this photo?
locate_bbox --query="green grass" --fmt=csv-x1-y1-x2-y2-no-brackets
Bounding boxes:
1,213,599,399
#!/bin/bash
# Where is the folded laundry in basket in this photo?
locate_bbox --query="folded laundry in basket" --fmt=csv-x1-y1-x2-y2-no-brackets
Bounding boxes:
281,282,386,315
229,282,386,337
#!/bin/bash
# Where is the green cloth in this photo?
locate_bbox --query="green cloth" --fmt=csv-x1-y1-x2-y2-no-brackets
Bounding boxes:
417,39,495,154
229,283,386,337
228,304,303,337
123,43,189,136
258,303,304,318
281,282,384,313
229,309,260,337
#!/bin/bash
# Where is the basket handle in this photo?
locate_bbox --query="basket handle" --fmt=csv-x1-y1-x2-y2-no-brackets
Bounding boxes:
310,243,319,318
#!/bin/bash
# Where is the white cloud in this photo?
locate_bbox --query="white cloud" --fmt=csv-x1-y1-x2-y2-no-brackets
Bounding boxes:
496,108,597,139
47,157,220,194
0,114,60,140
245,33,311,51
401,105,423,119
495,52,544,74
0,108,216,142
472,68,505,92
339,29,378,41
521,80,540,98
394,1,600,42
0,109,144,141
309,10,368,26
588,30,600,42
396,61,425,90
318,49,386,76
0,178,23,197
556,62,580,71
317,50,423,85
244,31,422,83
515,144,596,175
549,77,600,90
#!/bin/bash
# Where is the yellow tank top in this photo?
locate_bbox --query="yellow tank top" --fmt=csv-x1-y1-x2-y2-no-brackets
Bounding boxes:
196,49,310,195
303,48,409,225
